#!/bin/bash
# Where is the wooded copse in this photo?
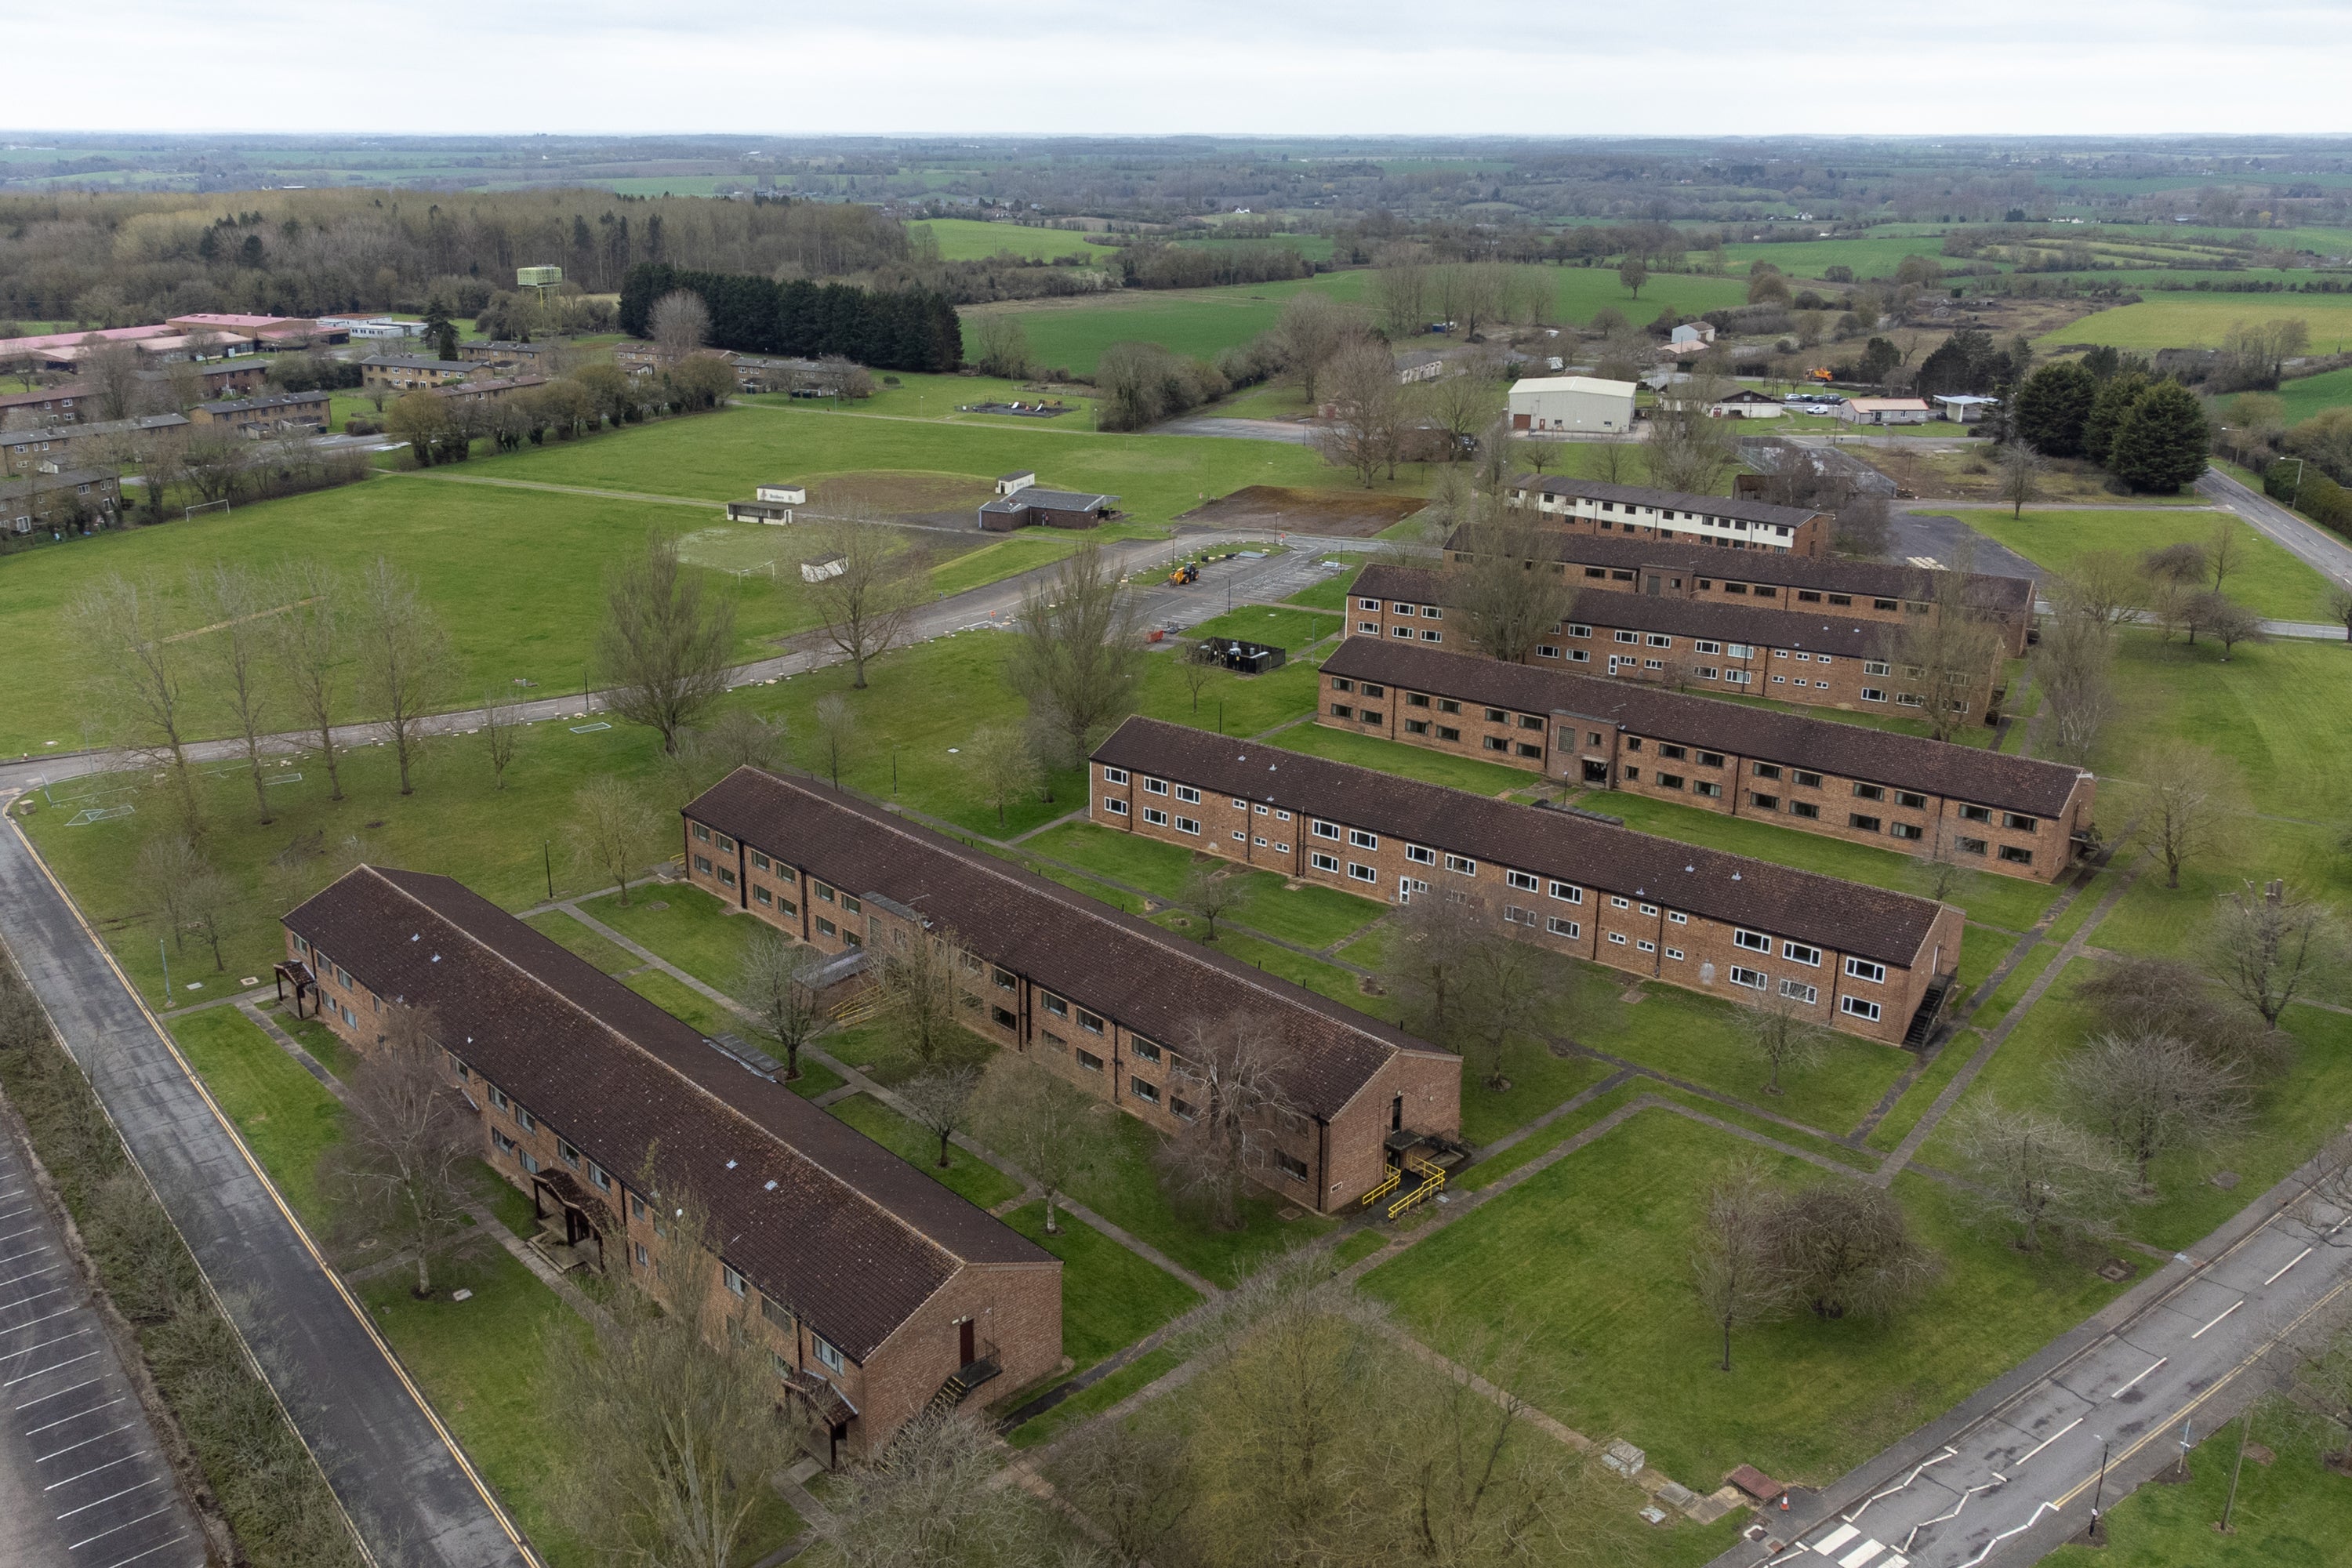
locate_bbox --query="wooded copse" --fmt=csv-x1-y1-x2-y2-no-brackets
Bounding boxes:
618,263,962,372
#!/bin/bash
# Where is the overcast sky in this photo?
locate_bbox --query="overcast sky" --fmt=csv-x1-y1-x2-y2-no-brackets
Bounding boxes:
14,2,2352,136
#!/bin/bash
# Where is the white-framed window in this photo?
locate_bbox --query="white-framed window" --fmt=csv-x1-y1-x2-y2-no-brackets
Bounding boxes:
1568,623,1592,638
1393,626,1415,639
1694,639,1721,655
1646,633,1671,648
1392,601,1416,614
1860,688,1887,702
1174,785,1201,804
1733,930,1769,953
1311,851,1341,873
1607,931,1628,946
1276,810,1292,822
1664,946,1684,961
1846,957,1886,984
723,1263,747,1298
1864,660,1890,676
1232,829,1247,841
1359,597,1380,610
1359,621,1379,634
1103,797,1130,815
1609,895,1630,910
1729,966,1767,990
1443,854,1477,875
1639,902,1658,916
1143,778,1169,795
1782,942,1821,967
1547,916,1580,938
1726,643,1754,659
1406,844,1436,865
1348,862,1377,883
1142,807,1169,826
814,1336,845,1373
1101,766,1129,785
1667,910,1688,924
1548,880,1582,902
1348,829,1377,849
1312,819,1341,840
1779,979,1818,1005
1842,996,1883,1022
1614,630,1639,644
1422,629,1443,643
1421,605,1443,619
1506,870,1538,892
1174,816,1201,836
1636,939,1657,953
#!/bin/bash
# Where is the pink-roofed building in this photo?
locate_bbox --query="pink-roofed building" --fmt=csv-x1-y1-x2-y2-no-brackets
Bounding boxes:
0,325,176,370
168,314,347,346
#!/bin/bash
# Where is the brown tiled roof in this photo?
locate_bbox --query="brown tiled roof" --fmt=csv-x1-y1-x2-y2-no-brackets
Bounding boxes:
1352,563,1899,659
684,771,1446,1120
1503,476,1824,529
1091,717,1946,968
285,867,1052,1361
1452,523,2036,614
1321,637,2087,818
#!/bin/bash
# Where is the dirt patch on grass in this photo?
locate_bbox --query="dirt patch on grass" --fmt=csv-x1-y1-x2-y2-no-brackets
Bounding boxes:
805,470,997,521
1179,485,1428,537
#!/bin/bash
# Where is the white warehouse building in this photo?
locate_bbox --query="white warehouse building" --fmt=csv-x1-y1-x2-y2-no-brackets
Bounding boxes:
1507,375,1638,436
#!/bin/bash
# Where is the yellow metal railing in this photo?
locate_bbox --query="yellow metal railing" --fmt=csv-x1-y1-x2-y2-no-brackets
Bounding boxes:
832,993,884,1026
1360,1165,1402,1207
1386,1153,1447,1221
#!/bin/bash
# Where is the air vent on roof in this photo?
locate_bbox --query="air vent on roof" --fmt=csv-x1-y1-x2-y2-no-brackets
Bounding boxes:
430,954,441,963
726,1159,738,1169
765,1179,778,1191
410,933,420,942
1733,872,1743,880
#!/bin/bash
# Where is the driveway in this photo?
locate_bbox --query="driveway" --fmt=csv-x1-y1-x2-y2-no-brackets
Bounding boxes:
0,826,533,1568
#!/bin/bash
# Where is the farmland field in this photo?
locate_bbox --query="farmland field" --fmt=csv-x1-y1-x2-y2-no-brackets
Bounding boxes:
2272,365,2352,422
2037,293,2352,352
910,218,1105,263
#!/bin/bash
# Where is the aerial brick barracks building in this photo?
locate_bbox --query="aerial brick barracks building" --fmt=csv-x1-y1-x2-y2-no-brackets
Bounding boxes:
1319,639,2094,882
279,866,1061,1466
1089,718,1962,1047
1348,564,2004,724
1447,525,2037,659
188,390,332,433
1501,475,1831,557
681,769,1463,1213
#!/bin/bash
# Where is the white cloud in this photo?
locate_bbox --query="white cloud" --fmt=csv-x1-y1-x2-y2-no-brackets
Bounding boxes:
13,1,2352,134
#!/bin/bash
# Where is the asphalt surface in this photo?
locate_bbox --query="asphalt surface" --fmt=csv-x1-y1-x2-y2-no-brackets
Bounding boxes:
2198,466,2352,590
0,825,532,1568
1715,1154,2352,1568
0,1118,203,1568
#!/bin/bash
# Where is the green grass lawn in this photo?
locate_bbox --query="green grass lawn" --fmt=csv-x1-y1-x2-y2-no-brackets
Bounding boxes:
1007,1347,1181,1450
1283,572,1359,613
1002,1201,1202,1372
1022,821,1384,949
1364,1109,2124,1489
1952,506,2336,622
1863,1029,1978,1152
911,218,1105,263
167,1006,344,1223
826,1093,1025,1210
580,884,763,999
1269,723,1537,796
1177,605,1342,654
2041,1401,2352,1568
523,911,640,975
2267,366,2352,424
1064,1113,1331,1289
2037,293,2352,354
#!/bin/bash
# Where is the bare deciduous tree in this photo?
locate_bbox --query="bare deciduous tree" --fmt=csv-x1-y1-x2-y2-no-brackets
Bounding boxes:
268,561,349,802
1159,1012,1299,1230
1274,292,1365,405
1445,500,1577,663
135,834,204,956
596,532,738,754
737,930,833,1083
823,1408,1066,1568
2208,514,2248,593
2129,743,2242,889
1775,1181,1939,1321
1692,1156,1791,1371
804,516,930,689
970,1057,1115,1236
2193,591,2266,660
1892,558,2004,743
2212,880,2340,1029
2050,550,2144,632
566,776,661,906
82,339,147,422
1377,891,1497,1047
1947,1098,2127,1252
1005,543,1146,776
354,558,450,795
1996,439,2042,517
1645,390,1739,495
898,1066,981,1169
1178,642,1219,715
961,724,1041,829
2060,1031,2248,1189
195,563,278,825
179,861,233,972
549,1180,800,1568
67,572,202,832
874,926,982,1073
1738,989,1830,1096
1315,338,1413,487
2030,608,2116,766
1177,862,1247,943
2325,583,2352,644
2074,956,2286,1078
808,693,858,789
1457,927,1548,1092
648,289,711,366
322,1004,476,1298
971,313,1033,380
481,687,522,790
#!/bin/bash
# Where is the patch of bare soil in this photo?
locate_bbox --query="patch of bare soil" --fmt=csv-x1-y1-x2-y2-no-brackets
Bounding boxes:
1178,485,1427,537
805,471,996,521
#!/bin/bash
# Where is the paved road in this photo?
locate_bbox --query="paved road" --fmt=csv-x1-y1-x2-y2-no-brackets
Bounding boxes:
1716,1155,2352,1568
2198,466,2352,590
0,1115,204,1568
1150,415,1319,444
0,826,532,1568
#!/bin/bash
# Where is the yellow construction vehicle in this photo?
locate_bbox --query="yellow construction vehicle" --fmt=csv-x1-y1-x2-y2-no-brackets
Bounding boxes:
1168,562,1200,586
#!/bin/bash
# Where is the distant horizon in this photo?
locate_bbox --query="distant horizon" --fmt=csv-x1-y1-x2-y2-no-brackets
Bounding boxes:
14,0,2352,138
5,131,2352,146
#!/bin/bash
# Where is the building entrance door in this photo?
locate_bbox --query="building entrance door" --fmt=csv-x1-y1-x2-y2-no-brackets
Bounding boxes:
960,1319,976,1367
1397,877,1430,904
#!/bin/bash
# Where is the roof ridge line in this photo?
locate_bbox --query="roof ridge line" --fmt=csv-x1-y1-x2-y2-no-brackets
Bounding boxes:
361,867,964,1273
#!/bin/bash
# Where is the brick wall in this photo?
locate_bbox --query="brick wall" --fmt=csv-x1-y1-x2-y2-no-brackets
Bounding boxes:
1316,671,2091,883
1089,762,1956,1047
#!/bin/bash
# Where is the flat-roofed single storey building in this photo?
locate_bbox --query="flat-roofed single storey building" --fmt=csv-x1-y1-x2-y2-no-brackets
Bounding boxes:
976,487,1119,532
281,866,1060,1466
1317,637,2092,881
1347,564,2005,725
1502,476,1829,557
1450,523,2036,657
1089,718,1962,1047
681,770,1462,1212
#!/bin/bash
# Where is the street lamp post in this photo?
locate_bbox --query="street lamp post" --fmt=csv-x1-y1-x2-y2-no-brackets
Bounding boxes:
2220,1409,2253,1534
2089,1435,2111,1544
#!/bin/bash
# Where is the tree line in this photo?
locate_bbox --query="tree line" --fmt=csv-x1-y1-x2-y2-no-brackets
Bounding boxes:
619,263,963,373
